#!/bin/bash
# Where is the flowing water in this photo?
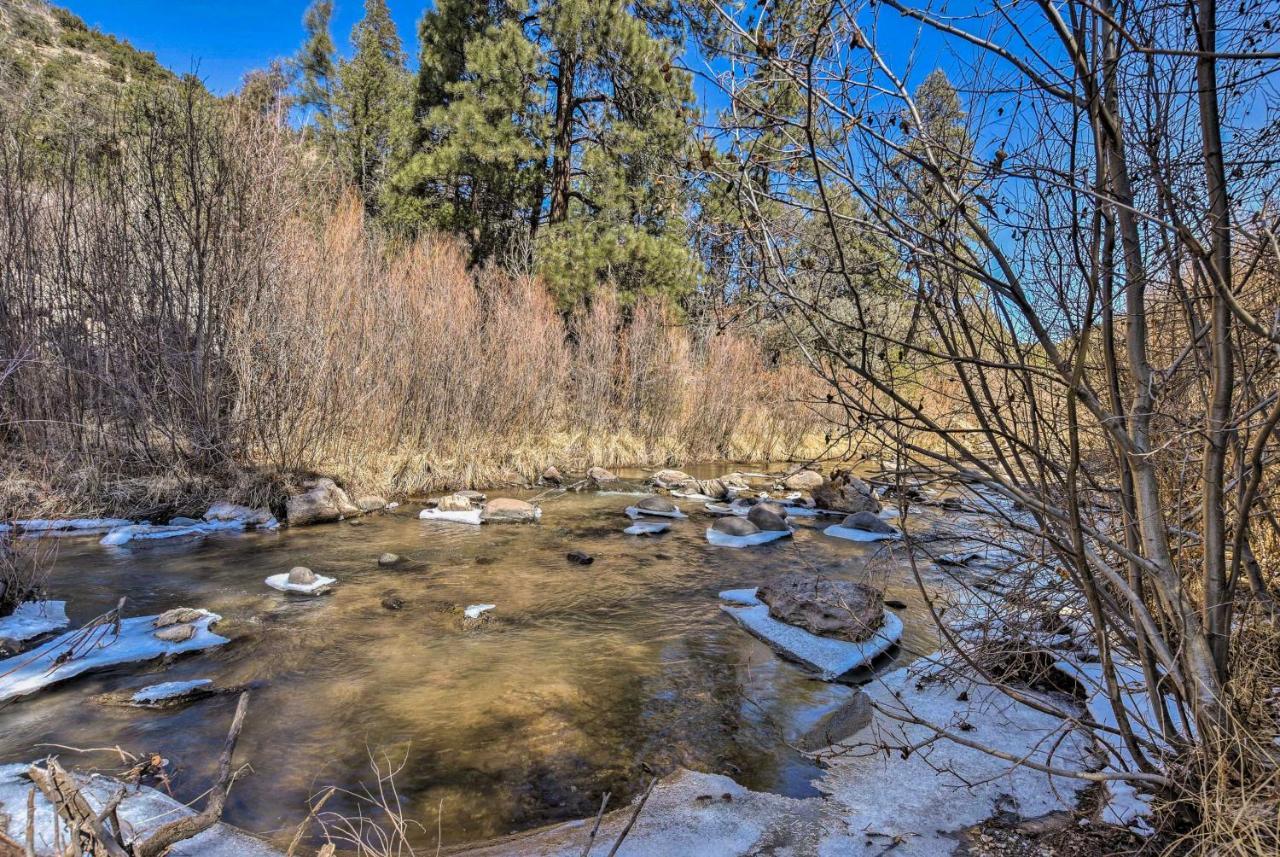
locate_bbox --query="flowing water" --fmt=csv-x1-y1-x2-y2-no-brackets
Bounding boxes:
0,465,956,851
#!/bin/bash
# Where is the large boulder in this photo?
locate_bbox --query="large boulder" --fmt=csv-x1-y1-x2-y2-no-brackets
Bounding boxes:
841,511,897,534
203,501,274,527
712,516,760,536
481,497,540,523
783,469,825,492
651,469,697,490
812,471,881,514
587,466,618,485
286,478,361,526
636,495,678,513
747,504,789,532
758,575,885,642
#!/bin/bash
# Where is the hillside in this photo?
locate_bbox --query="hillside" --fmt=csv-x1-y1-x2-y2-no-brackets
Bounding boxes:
0,0,179,113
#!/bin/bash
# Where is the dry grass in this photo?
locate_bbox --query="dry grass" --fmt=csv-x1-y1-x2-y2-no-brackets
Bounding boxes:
0,80,827,519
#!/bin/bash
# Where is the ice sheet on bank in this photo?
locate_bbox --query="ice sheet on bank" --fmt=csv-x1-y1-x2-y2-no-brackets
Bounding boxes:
464,603,495,619
418,507,483,525
0,611,228,702
131,678,214,705
101,519,247,546
823,524,900,543
624,521,670,535
264,572,336,595
0,601,69,642
0,763,282,856
1053,659,1184,833
705,527,793,548
0,518,133,537
718,588,901,680
624,505,686,519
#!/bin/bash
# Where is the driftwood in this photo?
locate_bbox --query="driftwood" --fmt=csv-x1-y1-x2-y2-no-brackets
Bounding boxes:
28,691,250,857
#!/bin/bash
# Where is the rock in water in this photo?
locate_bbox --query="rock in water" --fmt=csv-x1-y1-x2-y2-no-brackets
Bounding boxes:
747,504,789,532
812,471,882,514
566,550,594,565
377,553,400,567
154,607,206,628
757,575,885,642
712,516,761,536
480,498,540,523
783,469,825,492
840,511,897,535
542,466,564,485
356,495,388,512
436,493,474,512
153,624,196,643
286,478,361,526
381,596,405,611
651,469,696,490
204,501,275,526
636,495,678,514
698,478,729,500
587,466,618,485
287,566,317,585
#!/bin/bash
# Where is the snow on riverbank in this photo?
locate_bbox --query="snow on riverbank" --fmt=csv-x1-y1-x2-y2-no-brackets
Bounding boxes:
462,655,1092,856
0,601,69,642
0,763,281,856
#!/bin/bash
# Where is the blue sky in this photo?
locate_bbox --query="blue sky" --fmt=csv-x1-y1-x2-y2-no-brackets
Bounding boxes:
60,1,429,95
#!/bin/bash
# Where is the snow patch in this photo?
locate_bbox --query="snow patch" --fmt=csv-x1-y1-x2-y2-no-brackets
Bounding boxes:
624,505,686,519
130,678,214,705
464,604,495,619
624,521,670,535
0,601,69,642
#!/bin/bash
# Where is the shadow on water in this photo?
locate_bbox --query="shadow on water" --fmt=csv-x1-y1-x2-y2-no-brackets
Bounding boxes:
1,467,952,849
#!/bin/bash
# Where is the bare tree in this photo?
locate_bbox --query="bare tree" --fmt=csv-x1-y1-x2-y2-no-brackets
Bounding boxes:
693,0,1280,846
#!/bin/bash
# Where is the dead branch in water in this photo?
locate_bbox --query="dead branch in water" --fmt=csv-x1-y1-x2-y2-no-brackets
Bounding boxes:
28,691,251,857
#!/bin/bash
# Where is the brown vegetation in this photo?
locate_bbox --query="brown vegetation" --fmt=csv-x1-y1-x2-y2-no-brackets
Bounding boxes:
0,77,825,520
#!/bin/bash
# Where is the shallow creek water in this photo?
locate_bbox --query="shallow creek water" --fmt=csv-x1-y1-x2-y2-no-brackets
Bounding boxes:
0,465,957,850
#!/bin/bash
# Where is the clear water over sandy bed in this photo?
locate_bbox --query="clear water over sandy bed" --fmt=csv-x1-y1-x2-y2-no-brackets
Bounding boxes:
0,465,953,850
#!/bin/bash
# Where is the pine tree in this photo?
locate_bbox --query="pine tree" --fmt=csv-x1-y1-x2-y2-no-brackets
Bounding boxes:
296,0,337,146
386,0,699,307
336,0,409,212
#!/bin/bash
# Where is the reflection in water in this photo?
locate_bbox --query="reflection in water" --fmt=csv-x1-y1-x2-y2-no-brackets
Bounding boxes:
1,467,946,849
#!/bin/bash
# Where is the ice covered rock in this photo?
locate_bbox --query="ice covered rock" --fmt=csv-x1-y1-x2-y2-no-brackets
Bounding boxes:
101,519,246,546
203,501,276,527
265,567,335,595
464,604,495,619
626,496,686,519
757,575,885,642
129,679,215,707
718,588,900,680
0,610,228,701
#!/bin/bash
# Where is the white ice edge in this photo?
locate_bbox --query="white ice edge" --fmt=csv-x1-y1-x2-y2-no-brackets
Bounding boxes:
0,518,132,536
0,601,70,642
418,508,483,525
464,603,495,619
705,527,794,548
101,520,246,546
130,678,214,704
822,524,901,543
624,506,686,519
0,611,228,702
718,589,902,680
264,573,336,595
624,522,670,535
